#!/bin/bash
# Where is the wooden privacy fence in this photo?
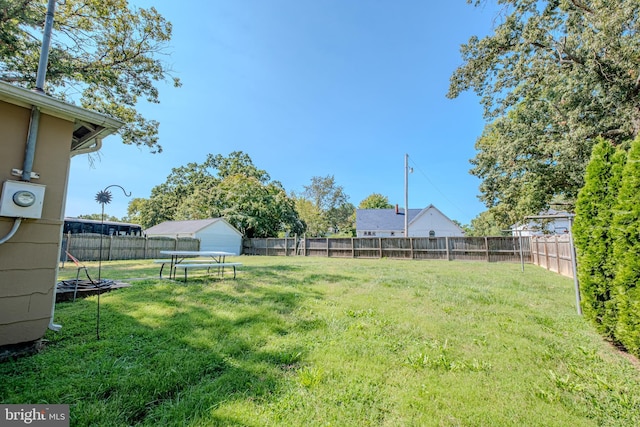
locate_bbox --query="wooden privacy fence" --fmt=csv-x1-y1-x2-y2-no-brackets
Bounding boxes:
61,233,200,261
530,234,575,278
243,236,531,263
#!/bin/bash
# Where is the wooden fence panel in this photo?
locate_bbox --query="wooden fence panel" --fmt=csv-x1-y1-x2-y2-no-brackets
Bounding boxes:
243,236,532,264
107,236,146,260
353,238,381,258
487,237,529,263
530,235,574,278
412,237,448,260
328,238,354,258
449,237,486,261
63,234,199,261
380,238,412,259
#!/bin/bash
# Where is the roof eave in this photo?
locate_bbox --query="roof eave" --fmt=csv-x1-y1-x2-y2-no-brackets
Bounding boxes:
0,81,124,157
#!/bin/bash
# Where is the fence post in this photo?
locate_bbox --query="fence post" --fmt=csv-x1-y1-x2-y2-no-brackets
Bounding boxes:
446,237,450,261
326,238,330,258
108,235,113,261
555,235,560,273
410,237,414,260
484,236,489,262
544,236,550,270
379,238,382,259
351,237,355,258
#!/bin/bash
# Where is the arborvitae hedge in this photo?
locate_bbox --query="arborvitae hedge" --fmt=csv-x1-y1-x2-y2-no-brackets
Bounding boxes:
612,137,640,356
574,139,626,337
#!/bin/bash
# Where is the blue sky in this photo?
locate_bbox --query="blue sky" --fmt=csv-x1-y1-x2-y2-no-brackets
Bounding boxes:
65,1,501,226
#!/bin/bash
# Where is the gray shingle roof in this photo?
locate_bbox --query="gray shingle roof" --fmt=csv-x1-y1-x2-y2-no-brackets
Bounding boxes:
356,208,422,231
145,218,223,235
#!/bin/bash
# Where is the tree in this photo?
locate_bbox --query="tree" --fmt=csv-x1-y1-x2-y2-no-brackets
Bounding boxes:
328,202,356,236
465,209,508,236
574,139,626,336
176,175,303,238
208,151,270,183
359,193,394,209
128,152,303,237
611,136,640,355
77,213,122,222
450,0,640,216
294,197,326,238
300,175,354,235
0,0,180,152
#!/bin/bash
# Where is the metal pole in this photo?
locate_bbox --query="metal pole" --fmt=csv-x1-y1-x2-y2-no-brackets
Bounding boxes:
568,217,582,315
518,229,524,273
94,184,131,340
404,154,409,237
35,0,57,92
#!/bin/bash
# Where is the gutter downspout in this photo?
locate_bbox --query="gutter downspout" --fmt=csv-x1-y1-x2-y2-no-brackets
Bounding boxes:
41,0,62,332
69,138,102,158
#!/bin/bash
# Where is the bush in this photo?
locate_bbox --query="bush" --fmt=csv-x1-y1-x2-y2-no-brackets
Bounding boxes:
612,136,640,356
574,139,626,336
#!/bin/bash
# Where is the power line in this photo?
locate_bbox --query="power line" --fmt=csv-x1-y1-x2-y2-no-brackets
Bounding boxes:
408,156,474,222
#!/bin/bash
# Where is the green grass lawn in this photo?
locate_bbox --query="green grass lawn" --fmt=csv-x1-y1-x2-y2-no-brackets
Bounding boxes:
2,256,639,426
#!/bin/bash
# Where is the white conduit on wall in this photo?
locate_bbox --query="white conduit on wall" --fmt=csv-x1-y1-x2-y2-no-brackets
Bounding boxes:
0,218,22,245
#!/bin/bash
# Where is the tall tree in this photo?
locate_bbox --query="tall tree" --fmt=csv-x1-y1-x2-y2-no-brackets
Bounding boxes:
301,175,354,235
208,151,270,183
128,152,304,236
359,193,394,209
0,0,180,152
293,197,326,238
450,0,640,216
465,209,507,236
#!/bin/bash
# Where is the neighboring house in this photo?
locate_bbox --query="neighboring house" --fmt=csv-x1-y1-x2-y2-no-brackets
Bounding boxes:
511,210,574,237
0,81,122,351
145,218,243,254
356,205,464,238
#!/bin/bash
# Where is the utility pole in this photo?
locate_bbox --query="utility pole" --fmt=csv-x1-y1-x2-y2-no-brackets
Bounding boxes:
404,154,409,237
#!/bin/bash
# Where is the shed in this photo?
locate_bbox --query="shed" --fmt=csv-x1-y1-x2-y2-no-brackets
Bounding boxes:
145,219,242,254
0,80,123,351
511,209,573,236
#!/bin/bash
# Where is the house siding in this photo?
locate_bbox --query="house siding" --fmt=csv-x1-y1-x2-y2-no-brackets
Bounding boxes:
356,206,464,238
409,208,464,237
146,219,242,255
0,102,73,346
197,221,242,254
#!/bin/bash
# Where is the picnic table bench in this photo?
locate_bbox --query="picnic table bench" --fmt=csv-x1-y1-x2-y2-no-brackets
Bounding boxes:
174,262,242,281
156,251,241,282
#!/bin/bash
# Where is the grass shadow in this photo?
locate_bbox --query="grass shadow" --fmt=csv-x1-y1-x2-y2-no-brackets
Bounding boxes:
0,272,326,426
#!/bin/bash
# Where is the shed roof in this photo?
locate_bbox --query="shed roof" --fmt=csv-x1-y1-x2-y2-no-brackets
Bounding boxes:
145,218,240,235
0,80,123,155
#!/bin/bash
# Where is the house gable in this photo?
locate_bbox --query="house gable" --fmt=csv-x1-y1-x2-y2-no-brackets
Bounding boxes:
408,205,464,237
356,205,464,238
145,218,243,254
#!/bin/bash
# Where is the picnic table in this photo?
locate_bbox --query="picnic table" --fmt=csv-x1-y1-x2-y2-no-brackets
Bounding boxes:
156,250,240,281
